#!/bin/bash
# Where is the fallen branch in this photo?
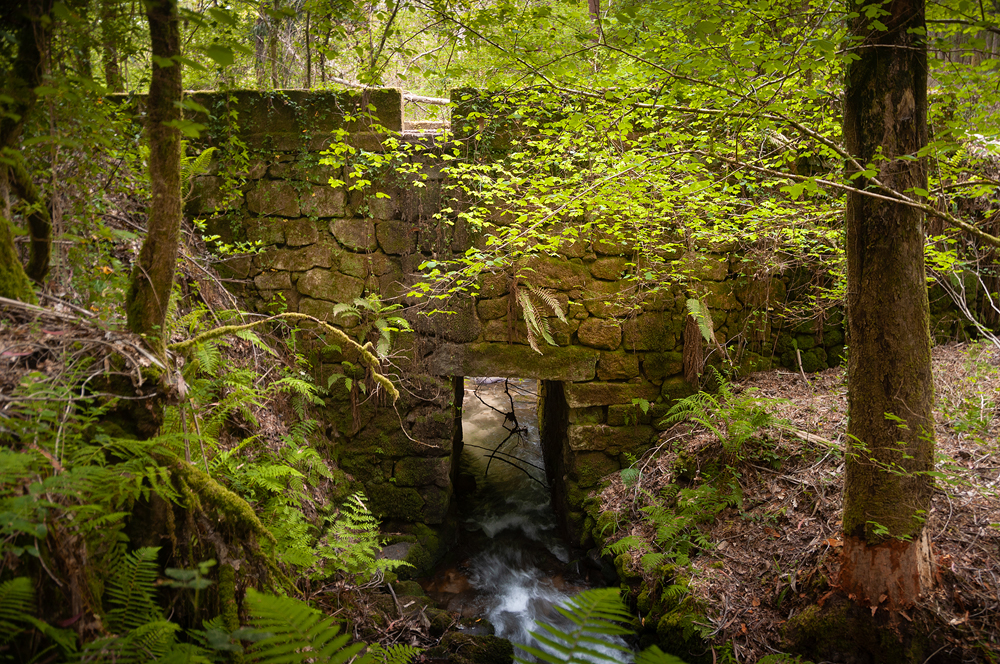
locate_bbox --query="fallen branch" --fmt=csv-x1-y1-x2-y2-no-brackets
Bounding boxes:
166,312,399,401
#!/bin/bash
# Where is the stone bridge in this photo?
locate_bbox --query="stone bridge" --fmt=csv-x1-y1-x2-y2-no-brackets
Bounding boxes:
163,88,953,570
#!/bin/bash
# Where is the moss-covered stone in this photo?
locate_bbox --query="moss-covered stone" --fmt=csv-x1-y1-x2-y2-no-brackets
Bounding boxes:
477,296,509,321
425,633,513,664
607,403,651,426
641,351,683,382
426,342,598,382
283,218,320,246
563,381,660,408
568,450,620,487
519,254,588,289
568,406,605,424
365,483,424,521
783,595,932,664
300,186,346,218
567,424,655,454
297,269,364,302
674,252,728,281
583,279,632,318
330,218,378,252
591,256,629,280
623,315,677,352
375,219,417,255
660,376,695,403
597,351,641,380
577,317,622,350
247,181,300,217
655,610,712,664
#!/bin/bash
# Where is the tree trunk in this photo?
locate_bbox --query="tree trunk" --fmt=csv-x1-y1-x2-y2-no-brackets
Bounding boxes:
125,0,181,350
840,0,936,610
101,0,124,92
0,0,51,300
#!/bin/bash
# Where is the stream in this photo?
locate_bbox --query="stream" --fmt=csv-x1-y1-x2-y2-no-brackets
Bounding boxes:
419,377,625,661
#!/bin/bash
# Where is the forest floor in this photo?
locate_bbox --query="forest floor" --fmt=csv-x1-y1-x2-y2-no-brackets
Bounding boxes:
599,342,1000,662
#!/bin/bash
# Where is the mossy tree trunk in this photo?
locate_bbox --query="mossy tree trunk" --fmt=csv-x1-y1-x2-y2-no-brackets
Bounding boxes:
0,0,52,301
126,0,181,350
841,0,935,609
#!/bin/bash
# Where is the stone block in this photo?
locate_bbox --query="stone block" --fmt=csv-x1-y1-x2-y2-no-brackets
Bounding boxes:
477,297,509,321
366,190,399,220
568,450,620,487
568,406,605,424
426,343,599,382
245,217,284,246
283,219,320,246
641,351,683,382
590,256,629,281
366,483,424,521
622,314,676,351
582,280,633,318
412,298,482,343
297,269,364,302
254,240,338,272
331,218,379,252
297,298,358,327
394,457,451,488
563,381,659,408
660,376,696,402
577,317,622,350
479,272,511,299
187,176,239,215
607,403,651,426
253,270,292,291
597,352,640,381
247,181,300,217
301,186,346,218
519,255,588,290
418,486,450,524
592,229,633,255
268,161,341,185
377,219,418,255
694,280,740,311
340,251,393,278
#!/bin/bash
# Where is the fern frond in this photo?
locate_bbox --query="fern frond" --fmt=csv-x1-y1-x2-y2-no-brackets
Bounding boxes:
236,328,279,357
517,289,544,354
685,298,714,344
602,534,645,557
0,577,34,640
517,588,633,664
106,547,162,633
528,283,567,323
245,590,368,664
366,642,422,664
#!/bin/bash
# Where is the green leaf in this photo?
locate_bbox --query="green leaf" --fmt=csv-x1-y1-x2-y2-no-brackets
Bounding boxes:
205,44,235,67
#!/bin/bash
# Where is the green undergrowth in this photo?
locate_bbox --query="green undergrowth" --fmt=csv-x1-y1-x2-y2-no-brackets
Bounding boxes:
0,294,413,662
588,371,796,663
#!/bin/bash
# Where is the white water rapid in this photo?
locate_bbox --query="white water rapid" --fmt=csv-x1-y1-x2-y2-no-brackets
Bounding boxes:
421,377,629,662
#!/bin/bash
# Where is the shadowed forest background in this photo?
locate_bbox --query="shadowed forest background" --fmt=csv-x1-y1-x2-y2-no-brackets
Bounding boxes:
1,0,999,662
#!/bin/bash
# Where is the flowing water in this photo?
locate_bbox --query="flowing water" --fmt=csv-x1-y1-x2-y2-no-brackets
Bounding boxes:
420,377,625,660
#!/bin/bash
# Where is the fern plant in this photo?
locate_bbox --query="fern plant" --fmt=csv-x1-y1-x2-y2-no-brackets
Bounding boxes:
661,366,783,460
244,590,369,664
514,281,568,354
